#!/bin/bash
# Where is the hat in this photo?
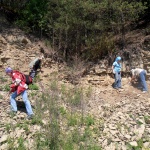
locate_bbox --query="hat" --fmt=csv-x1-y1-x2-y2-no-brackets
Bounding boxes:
115,56,121,61
5,67,13,73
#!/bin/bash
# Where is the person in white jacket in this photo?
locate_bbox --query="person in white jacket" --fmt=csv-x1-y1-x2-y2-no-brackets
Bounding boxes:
130,68,148,93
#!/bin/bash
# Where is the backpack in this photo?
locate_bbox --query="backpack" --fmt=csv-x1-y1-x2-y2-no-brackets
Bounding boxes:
13,70,32,85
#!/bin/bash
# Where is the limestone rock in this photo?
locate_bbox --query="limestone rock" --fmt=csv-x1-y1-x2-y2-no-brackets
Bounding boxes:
0,134,8,143
129,141,138,147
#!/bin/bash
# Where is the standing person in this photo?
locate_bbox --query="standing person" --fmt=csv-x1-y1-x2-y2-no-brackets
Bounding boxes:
29,55,44,79
5,67,34,119
130,68,148,93
112,56,122,89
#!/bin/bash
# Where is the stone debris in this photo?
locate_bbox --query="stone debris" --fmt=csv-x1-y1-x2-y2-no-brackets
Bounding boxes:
0,18,150,150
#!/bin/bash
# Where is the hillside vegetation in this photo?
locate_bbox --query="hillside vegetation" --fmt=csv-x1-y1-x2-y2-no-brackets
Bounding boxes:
0,1,150,150
0,0,150,60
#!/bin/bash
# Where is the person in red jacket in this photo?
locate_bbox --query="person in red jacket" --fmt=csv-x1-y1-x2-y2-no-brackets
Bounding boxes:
5,67,34,119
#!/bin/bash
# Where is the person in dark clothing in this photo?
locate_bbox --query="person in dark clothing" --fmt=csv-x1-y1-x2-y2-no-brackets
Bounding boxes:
29,55,44,79
33,59,42,71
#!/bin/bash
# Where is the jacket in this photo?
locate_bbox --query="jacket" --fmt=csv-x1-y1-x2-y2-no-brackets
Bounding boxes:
10,71,28,95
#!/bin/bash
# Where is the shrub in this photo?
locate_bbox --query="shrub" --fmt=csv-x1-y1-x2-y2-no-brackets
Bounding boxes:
0,76,7,83
59,107,67,115
29,84,39,90
0,94,3,99
85,115,95,126
3,84,10,91
68,115,78,126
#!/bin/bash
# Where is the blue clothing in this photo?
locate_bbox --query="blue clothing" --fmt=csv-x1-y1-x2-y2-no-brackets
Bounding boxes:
113,56,122,88
114,72,121,88
115,56,121,62
10,90,33,115
139,70,148,91
113,61,121,73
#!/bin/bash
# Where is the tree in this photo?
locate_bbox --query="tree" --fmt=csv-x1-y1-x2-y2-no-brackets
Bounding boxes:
13,0,148,60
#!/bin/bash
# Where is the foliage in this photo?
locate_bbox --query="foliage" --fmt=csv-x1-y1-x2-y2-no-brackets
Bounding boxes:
0,75,7,83
29,83,39,90
68,114,78,126
85,115,95,126
4,84,10,91
17,137,26,150
11,0,148,60
0,94,3,99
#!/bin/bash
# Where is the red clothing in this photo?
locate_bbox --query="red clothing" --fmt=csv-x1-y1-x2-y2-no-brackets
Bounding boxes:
10,71,28,95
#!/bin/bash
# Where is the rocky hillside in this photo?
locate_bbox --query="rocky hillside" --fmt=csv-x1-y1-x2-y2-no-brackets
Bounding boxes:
0,16,150,150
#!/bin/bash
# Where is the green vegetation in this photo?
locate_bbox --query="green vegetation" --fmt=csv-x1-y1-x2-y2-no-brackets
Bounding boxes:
17,137,26,150
144,115,150,124
0,75,7,83
29,84,39,90
0,94,3,99
84,115,95,126
1,0,149,60
3,84,10,91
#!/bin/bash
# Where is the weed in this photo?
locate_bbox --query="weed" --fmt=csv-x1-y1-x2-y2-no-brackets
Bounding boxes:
3,84,10,91
71,92,81,106
86,145,102,150
0,76,7,83
127,139,144,150
85,115,95,126
92,127,99,134
144,116,150,124
85,86,92,98
0,94,3,99
137,139,144,148
29,84,39,90
136,120,143,125
30,116,43,125
30,92,36,97
7,137,15,149
5,123,11,132
33,74,40,83
61,84,67,94
68,115,78,126
17,137,26,150
59,106,67,115
62,138,74,150
72,129,81,143
81,127,92,141
16,123,29,133
50,80,58,91
68,88,82,106
35,132,48,149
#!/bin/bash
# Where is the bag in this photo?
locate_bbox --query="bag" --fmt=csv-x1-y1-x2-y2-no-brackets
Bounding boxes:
13,70,32,85
22,74,33,85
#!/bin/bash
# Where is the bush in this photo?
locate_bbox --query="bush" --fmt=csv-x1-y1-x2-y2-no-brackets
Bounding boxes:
4,84,10,91
29,84,39,90
0,76,7,83
85,115,95,126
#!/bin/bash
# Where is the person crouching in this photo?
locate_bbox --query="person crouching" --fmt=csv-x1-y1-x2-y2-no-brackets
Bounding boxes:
130,68,148,93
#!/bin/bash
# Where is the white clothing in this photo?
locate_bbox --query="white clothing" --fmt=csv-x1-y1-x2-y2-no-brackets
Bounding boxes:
131,68,146,76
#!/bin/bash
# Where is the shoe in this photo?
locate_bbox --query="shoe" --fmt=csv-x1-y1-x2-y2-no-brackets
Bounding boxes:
142,91,147,93
114,87,119,90
27,114,34,120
